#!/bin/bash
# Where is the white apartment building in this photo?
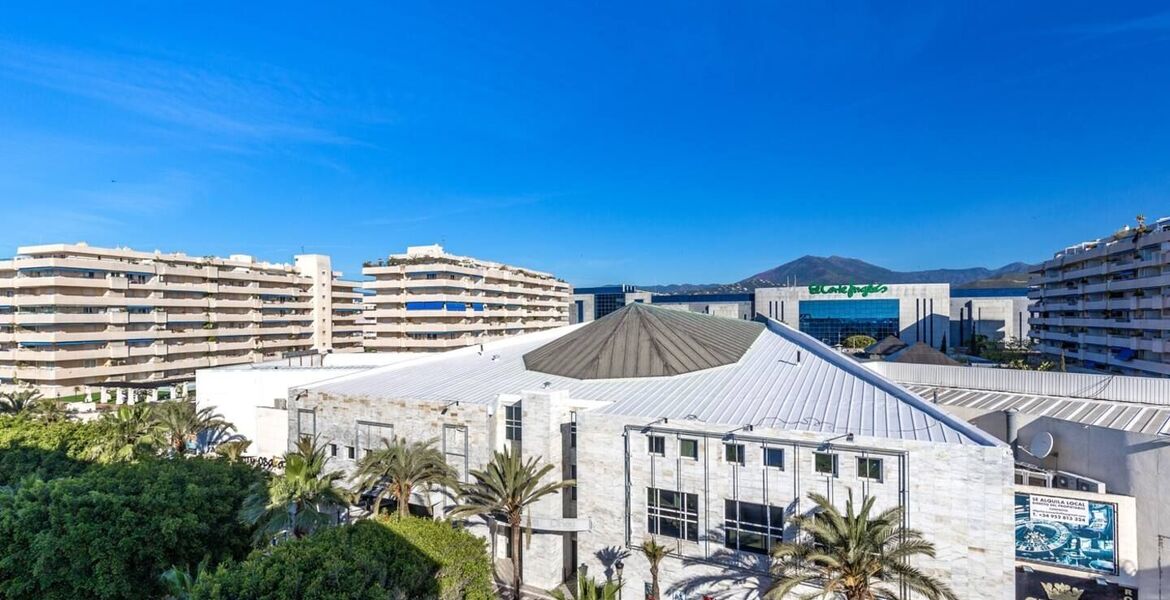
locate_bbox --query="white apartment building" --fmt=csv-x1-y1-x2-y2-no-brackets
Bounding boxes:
1029,217,1170,377
362,244,570,352
0,243,365,397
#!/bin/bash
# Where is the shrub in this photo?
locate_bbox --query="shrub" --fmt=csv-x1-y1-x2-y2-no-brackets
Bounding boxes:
0,457,262,600
842,335,877,350
193,517,494,600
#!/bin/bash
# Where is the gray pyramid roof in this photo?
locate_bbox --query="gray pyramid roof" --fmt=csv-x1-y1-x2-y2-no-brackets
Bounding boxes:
887,342,961,366
865,335,908,356
523,303,764,380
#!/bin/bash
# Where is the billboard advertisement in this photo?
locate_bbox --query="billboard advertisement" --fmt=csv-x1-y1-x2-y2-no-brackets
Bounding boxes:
1015,492,1117,575
1017,567,1137,600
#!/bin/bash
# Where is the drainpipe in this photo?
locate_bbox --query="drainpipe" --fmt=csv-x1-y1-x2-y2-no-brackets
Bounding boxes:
1004,408,1020,460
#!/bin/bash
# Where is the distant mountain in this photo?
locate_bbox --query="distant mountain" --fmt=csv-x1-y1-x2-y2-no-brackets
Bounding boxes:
639,256,1036,295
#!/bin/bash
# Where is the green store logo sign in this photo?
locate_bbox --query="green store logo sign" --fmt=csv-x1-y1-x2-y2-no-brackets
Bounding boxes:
807,283,890,298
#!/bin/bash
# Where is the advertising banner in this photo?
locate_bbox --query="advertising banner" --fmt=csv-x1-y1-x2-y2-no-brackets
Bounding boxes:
1015,492,1117,575
1017,567,1137,600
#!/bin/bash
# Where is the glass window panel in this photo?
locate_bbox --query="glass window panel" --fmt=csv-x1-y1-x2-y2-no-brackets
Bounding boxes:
764,447,784,468
798,299,900,346
814,452,838,475
725,443,745,465
679,438,698,460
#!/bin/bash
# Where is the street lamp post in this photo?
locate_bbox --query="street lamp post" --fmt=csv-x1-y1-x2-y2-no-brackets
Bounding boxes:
614,559,624,600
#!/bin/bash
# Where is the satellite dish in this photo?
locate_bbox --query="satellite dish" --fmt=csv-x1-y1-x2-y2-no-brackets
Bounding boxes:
1029,432,1055,459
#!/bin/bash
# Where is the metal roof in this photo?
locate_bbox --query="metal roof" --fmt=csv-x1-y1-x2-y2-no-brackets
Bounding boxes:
310,317,997,446
905,384,1170,436
865,335,908,356
523,303,764,380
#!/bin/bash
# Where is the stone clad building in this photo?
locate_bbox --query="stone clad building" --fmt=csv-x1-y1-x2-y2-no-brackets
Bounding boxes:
289,303,1014,599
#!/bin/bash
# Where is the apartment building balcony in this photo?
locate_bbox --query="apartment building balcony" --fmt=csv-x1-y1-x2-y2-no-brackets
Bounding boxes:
365,336,477,349
10,275,115,290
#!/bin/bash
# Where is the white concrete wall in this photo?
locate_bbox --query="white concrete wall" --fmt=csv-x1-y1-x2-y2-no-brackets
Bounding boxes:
576,413,1015,600
756,284,951,348
195,366,371,456
950,296,1032,345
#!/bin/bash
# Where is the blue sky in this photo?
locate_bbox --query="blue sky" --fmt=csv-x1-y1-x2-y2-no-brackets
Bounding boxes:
2,2,1169,285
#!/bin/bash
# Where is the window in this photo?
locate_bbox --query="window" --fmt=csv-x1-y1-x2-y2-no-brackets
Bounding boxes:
505,404,522,441
328,443,338,457
647,488,699,542
725,443,745,466
814,452,838,476
296,409,315,437
764,447,784,469
679,438,698,460
346,446,356,459
648,435,666,456
857,457,883,482
725,500,785,555
569,465,578,500
569,411,577,448
356,421,393,455
798,299,899,347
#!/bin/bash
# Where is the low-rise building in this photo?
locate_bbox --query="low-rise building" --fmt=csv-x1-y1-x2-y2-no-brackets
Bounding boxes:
0,243,364,397
1029,216,1170,377
288,304,1014,598
363,244,571,352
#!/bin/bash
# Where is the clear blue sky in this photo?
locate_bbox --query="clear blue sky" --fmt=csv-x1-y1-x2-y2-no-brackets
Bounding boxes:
2,2,1168,286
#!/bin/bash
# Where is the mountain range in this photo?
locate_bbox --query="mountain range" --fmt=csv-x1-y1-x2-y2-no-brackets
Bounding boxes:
640,255,1036,294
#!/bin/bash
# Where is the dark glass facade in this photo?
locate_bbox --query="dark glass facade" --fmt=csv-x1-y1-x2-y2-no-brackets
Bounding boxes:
594,293,625,320
798,299,899,345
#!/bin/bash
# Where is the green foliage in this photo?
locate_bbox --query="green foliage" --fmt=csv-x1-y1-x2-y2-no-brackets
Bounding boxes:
191,517,494,600
152,400,233,456
841,334,877,350
241,435,349,544
0,415,106,484
552,573,622,600
0,457,263,600
641,537,669,600
768,492,957,600
88,404,166,463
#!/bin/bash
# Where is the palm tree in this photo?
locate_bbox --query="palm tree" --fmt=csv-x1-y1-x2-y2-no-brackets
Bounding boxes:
152,400,233,456
767,492,958,600
551,573,621,600
159,557,211,600
241,435,349,544
450,446,574,600
0,388,42,415
641,537,669,600
352,436,456,518
89,404,165,463
214,439,252,463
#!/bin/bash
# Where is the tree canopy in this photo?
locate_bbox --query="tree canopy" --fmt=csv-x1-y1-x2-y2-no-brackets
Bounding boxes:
0,456,263,600
191,517,494,600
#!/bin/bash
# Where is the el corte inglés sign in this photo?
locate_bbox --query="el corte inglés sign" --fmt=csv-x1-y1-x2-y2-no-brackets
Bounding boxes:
807,283,890,298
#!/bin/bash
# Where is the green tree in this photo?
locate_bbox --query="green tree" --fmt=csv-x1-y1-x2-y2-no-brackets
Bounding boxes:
352,436,456,518
641,537,669,600
214,439,251,463
450,446,574,600
767,492,957,600
552,573,622,600
240,435,348,544
842,335,877,350
191,517,494,600
88,404,165,463
160,557,211,600
0,415,106,484
0,458,261,600
152,400,233,456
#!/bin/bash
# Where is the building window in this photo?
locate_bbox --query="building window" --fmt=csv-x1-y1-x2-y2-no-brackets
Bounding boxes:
328,443,338,457
857,457,883,482
725,443,745,466
296,409,315,437
764,447,784,469
725,500,785,555
648,435,666,456
356,420,393,455
814,452,838,476
346,446,356,459
569,465,578,500
505,403,522,441
569,411,577,449
679,438,698,460
798,299,900,347
647,488,699,542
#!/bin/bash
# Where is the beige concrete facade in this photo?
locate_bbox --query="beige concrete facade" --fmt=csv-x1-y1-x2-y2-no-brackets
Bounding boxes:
362,244,570,352
0,243,364,395
1029,217,1170,377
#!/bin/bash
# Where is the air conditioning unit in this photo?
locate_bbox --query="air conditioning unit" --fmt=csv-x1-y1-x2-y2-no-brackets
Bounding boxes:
1049,470,1106,494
